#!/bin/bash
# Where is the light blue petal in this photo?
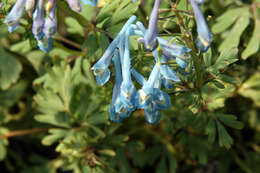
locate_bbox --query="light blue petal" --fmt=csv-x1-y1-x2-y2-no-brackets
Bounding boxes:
37,37,53,52
176,57,187,68
144,0,160,51
32,0,45,40
190,0,212,52
81,0,98,6
131,68,147,86
4,0,26,32
160,56,181,82
144,105,161,124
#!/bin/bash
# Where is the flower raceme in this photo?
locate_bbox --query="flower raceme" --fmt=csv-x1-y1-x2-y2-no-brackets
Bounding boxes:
92,0,213,124
4,0,98,52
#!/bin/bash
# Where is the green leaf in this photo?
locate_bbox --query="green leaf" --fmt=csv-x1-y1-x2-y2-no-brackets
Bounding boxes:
218,12,250,52
212,79,225,89
216,114,244,130
65,17,84,36
203,48,212,67
167,152,177,173
156,156,167,173
208,47,238,74
238,73,260,107
212,8,246,33
242,20,260,59
0,47,22,90
206,118,216,143
218,74,238,85
217,121,233,149
42,129,68,146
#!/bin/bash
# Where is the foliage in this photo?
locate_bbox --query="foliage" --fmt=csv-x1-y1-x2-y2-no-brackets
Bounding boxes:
0,0,259,173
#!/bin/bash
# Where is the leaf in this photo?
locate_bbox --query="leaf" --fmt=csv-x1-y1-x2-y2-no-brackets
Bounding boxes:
208,47,238,74
0,127,9,161
218,13,250,52
218,74,238,85
65,17,84,36
212,80,225,89
212,8,246,33
217,121,233,149
42,129,68,146
156,156,167,173
0,47,22,90
203,48,212,67
206,118,216,143
216,114,244,130
167,152,177,173
242,20,260,59
238,72,260,107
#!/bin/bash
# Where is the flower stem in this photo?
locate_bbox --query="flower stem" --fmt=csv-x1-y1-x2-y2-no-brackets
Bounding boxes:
171,4,203,93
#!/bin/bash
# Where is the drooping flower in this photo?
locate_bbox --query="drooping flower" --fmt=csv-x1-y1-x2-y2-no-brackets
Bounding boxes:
91,15,136,86
4,0,26,32
189,0,212,52
138,0,160,51
32,0,45,40
119,26,136,111
44,0,57,38
134,62,171,124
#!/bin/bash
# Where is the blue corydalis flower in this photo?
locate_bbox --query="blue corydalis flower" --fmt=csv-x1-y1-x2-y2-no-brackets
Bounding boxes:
32,0,45,40
92,15,136,86
135,63,170,124
109,50,123,122
44,0,57,38
190,0,212,52
139,0,160,51
110,50,134,122
66,0,82,12
81,0,98,6
120,26,136,110
4,0,26,32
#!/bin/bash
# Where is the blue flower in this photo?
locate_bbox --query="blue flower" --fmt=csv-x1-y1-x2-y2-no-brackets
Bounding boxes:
32,0,45,40
4,0,26,32
135,63,171,124
143,0,160,51
66,0,82,12
190,0,212,52
92,15,136,86
119,26,136,111
44,0,57,38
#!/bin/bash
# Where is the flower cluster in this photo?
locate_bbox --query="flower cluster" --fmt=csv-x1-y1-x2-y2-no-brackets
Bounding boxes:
4,0,98,52
92,0,212,124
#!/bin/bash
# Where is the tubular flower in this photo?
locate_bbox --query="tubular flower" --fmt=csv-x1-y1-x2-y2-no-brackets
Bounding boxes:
143,0,160,51
135,62,171,124
91,15,136,86
32,0,45,40
4,0,26,32
119,26,136,111
44,0,57,38
189,0,212,52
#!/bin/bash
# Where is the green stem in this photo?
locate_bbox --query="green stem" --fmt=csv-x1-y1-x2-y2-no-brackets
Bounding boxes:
172,5,203,93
